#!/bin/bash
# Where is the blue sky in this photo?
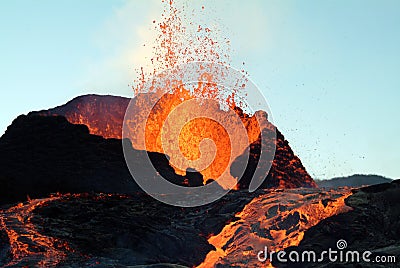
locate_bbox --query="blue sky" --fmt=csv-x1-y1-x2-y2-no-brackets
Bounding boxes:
0,0,399,180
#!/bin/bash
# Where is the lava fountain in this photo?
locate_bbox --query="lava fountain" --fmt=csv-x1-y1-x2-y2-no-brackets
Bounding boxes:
122,0,277,190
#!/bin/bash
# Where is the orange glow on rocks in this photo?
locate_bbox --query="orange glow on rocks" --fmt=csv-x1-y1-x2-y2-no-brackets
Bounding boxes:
124,87,270,188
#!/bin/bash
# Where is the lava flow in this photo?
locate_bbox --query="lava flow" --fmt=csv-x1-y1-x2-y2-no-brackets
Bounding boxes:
0,189,353,267
198,187,353,268
0,195,73,267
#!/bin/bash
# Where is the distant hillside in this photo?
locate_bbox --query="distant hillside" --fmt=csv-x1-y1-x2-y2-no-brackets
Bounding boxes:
316,174,392,189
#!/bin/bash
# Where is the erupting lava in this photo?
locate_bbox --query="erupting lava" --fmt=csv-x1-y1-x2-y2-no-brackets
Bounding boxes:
35,1,316,190
39,0,276,189
123,90,273,188
125,0,257,188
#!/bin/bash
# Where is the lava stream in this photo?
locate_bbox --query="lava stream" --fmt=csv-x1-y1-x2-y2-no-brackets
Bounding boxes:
0,195,73,267
198,188,353,267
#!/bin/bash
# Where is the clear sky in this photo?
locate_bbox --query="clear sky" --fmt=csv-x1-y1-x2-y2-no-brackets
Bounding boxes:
0,0,399,180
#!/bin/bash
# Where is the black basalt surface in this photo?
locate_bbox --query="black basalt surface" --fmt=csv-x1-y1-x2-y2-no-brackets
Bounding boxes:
29,190,259,267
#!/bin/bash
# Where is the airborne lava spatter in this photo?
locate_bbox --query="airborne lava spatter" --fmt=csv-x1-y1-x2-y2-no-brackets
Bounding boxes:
124,0,267,188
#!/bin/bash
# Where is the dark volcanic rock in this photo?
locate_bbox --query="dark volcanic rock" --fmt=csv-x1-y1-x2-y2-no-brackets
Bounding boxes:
0,115,206,205
29,190,259,267
0,114,137,204
273,180,400,267
0,229,11,267
316,174,392,189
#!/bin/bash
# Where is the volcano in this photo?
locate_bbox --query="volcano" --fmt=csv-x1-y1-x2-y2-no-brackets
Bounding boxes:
1,0,397,266
33,94,315,191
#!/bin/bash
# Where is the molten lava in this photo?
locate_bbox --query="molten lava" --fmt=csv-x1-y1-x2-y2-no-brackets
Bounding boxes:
0,189,353,267
0,194,74,267
123,89,271,188
198,187,352,267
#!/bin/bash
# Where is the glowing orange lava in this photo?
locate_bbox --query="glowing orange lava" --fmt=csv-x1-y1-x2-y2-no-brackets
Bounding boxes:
122,0,264,188
0,194,74,267
197,188,353,267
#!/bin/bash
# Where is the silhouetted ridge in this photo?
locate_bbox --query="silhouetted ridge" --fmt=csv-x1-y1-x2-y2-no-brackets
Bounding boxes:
0,115,207,204
32,94,316,191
